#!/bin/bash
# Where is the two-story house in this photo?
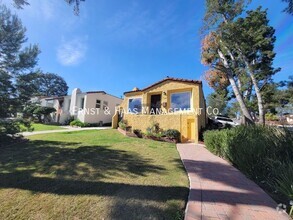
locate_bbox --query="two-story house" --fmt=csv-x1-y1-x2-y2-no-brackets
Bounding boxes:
39,88,122,125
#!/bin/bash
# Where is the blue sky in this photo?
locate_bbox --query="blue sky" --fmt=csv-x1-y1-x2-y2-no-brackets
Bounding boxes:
2,0,293,98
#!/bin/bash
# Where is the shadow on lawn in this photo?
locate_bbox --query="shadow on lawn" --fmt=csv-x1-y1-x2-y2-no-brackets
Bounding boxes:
0,140,165,180
0,139,189,219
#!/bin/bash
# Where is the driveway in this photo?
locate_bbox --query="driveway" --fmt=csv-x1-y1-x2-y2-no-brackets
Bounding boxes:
177,143,289,220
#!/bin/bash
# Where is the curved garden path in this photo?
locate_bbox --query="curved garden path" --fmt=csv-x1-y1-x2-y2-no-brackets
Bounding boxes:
177,143,290,220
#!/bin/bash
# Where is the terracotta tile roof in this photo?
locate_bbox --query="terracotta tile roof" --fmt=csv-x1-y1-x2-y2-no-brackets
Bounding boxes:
86,91,106,94
124,77,202,95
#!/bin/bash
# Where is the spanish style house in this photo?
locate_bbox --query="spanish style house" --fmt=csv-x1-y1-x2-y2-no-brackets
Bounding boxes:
112,77,207,143
38,88,122,125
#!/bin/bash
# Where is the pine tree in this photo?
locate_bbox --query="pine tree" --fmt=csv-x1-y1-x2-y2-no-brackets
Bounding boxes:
0,4,40,117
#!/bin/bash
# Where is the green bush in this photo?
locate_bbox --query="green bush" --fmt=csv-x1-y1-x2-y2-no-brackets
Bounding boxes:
265,113,279,121
272,162,293,201
163,129,181,142
118,120,127,130
0,119,33,146
204,125,293,208
69,120,89,127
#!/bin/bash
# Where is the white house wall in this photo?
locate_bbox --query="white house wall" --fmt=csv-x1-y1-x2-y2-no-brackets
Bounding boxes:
82,93,122,124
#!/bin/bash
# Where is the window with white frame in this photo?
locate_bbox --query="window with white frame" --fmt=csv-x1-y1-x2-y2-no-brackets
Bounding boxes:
96,99,101,109
128,97,142,113
170,92,191,111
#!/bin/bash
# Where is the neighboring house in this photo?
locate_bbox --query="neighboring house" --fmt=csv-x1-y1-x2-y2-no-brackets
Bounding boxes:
112,77,207,143
38,88,122,125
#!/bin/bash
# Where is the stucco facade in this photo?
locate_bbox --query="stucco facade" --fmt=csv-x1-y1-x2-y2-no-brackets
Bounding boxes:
40,88,122,125
112,77,207,143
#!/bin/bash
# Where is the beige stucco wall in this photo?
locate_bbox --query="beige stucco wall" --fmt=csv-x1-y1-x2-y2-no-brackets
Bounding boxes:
82,93,122,124
112,80,206,143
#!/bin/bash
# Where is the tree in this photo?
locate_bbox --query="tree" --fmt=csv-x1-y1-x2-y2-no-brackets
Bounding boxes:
12,0,85,15
15,71,68,112
38,72,68,97
282,0,293,14
201,31,254,123
202,0,279,124
207,92,228,115
0,4,40,117
220,8,279,124
23,104,56,123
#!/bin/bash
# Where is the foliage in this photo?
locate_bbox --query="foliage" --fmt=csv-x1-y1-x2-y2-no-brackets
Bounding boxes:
163,129,181,142
271,162,293,202
12,0,85,15
118,120,128,130
207,92,228,115
0,5,68,119
63,116,75,125
202,1,279,124
265,113,279,121
146,122,161,134
23,104,56,123
133,129,143,138
16,72,68,102
69,119,90,127
0,4,40,117
204,125,293,207
282,0,293,14
37,72,68,97
145,122,164,138
0,118,32,145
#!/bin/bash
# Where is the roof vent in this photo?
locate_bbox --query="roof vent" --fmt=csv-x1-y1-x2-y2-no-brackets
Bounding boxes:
132,87,139,91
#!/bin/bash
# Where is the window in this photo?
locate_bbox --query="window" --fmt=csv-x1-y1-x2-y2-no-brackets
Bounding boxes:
96,100,101,109
128,98,142,113
80,98,85,109
68,99,71,110
171,92,191,111
103,101,108,110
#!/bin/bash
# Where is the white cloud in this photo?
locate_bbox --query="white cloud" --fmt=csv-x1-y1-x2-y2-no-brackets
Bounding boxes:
57,37,88,66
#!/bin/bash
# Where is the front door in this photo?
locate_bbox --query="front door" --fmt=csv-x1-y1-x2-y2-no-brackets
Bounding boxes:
150,94,161,114
187,119,195,141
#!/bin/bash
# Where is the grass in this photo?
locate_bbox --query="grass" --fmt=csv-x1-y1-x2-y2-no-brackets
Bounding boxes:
31,123,65,131
0,129,189,219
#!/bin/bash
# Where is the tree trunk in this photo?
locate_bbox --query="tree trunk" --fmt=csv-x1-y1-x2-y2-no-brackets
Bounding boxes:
243,59,265,125
221,13,265,124
217,49,254,124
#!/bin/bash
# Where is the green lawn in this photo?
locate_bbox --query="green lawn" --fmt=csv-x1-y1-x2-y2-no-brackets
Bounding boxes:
0,129,189,219
31,123,65,131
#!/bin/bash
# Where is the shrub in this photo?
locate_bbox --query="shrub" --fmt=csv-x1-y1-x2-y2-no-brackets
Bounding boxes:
64,116,75,125
133,129,142,138
69,120,89,127
265,113,279,121
204,125,293,209
118,120,127,130
0,118,33,146
271,162,293,202
163,129,181,142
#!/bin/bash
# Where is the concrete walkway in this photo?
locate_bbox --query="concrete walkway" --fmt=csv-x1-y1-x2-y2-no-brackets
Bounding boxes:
20,126,111,137
177,143,289,220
